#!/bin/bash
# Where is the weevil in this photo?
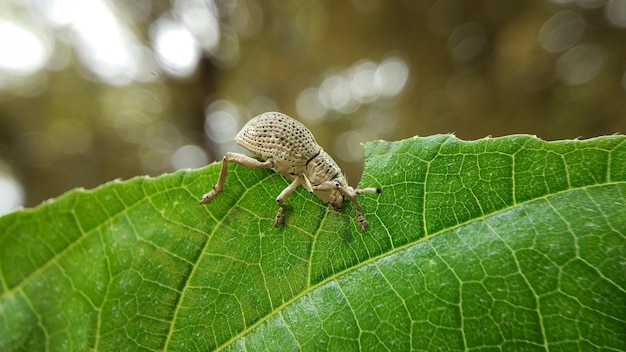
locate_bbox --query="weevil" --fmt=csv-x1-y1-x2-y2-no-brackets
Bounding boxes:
200,111,381,231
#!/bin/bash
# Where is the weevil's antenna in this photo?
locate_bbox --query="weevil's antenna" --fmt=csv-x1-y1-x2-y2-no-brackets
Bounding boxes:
355,187,382,196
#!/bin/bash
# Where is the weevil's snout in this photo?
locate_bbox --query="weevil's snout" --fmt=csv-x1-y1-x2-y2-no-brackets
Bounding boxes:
328,190,346,210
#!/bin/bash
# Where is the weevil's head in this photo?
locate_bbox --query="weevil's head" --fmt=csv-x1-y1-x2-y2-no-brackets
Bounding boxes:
329,188,347,210
328,177,352,210
329,178,382,211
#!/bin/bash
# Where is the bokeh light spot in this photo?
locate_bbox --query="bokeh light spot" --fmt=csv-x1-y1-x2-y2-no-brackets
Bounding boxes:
448,23,487,63
539,11,585,53
0,172,25,216
606,0,626,27
334,131,366,163
28,0,154,85
350,60,379,104
297,87,328,123
301,54,409,120
204,100,242,157
152,18,201,77
556,43,604,85
375,56,410,97
0,22,50,76
172,145,208,170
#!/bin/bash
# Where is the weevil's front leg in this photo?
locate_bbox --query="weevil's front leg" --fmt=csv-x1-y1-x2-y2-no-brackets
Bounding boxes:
274,176,304,227
336,190,369,231
199,152,273,204
349,199,369,231
339,186,382,231
311,181,381,231
352,187,382,231
310,181,370,231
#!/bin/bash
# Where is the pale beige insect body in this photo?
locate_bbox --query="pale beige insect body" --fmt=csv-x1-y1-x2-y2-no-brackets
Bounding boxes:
200,112,381,231
235,112,320,178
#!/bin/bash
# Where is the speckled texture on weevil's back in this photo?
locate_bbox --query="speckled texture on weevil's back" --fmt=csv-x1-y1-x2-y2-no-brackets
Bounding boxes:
235,112,321,165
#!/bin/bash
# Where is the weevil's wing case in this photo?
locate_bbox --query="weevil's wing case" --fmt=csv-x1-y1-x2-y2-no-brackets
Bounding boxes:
235,112,321,164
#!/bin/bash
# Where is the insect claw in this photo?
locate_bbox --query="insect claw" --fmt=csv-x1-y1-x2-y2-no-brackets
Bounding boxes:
357,211,369,231
199,190,216,204
274,207,286,227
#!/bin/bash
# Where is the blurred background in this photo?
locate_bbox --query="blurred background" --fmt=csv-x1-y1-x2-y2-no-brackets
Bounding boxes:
1,0,625,215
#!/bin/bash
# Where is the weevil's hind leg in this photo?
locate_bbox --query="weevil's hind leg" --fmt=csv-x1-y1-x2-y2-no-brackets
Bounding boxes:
199,157,228,204
274,176,304,227
199,152,273,204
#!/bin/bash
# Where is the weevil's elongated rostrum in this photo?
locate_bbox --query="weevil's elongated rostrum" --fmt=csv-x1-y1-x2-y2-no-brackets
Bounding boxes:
200,112,382,231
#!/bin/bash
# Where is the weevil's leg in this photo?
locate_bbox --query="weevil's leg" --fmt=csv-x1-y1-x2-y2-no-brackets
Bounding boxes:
309,180,337,192
313,181,370,231
355,205,369,231
274,176,304,227
310,182,381,231
342,192,369,231
301,175,314,193
199,152,272,204
336,185,376,232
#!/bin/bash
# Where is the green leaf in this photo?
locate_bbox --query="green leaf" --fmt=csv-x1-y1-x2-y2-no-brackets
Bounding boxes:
1,134,624,351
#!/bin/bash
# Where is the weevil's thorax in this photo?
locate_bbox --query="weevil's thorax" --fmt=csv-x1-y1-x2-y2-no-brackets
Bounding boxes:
306,149,348,209
235,112,321,176
305,149,342,185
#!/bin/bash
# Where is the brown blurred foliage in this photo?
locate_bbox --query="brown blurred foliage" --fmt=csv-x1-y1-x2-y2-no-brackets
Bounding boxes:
0,0,624,212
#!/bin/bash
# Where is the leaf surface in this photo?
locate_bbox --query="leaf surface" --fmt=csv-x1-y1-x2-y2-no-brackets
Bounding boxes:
0,134,624,351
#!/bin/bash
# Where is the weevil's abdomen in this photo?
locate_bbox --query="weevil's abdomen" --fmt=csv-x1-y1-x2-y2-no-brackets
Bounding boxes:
235,112,321,164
